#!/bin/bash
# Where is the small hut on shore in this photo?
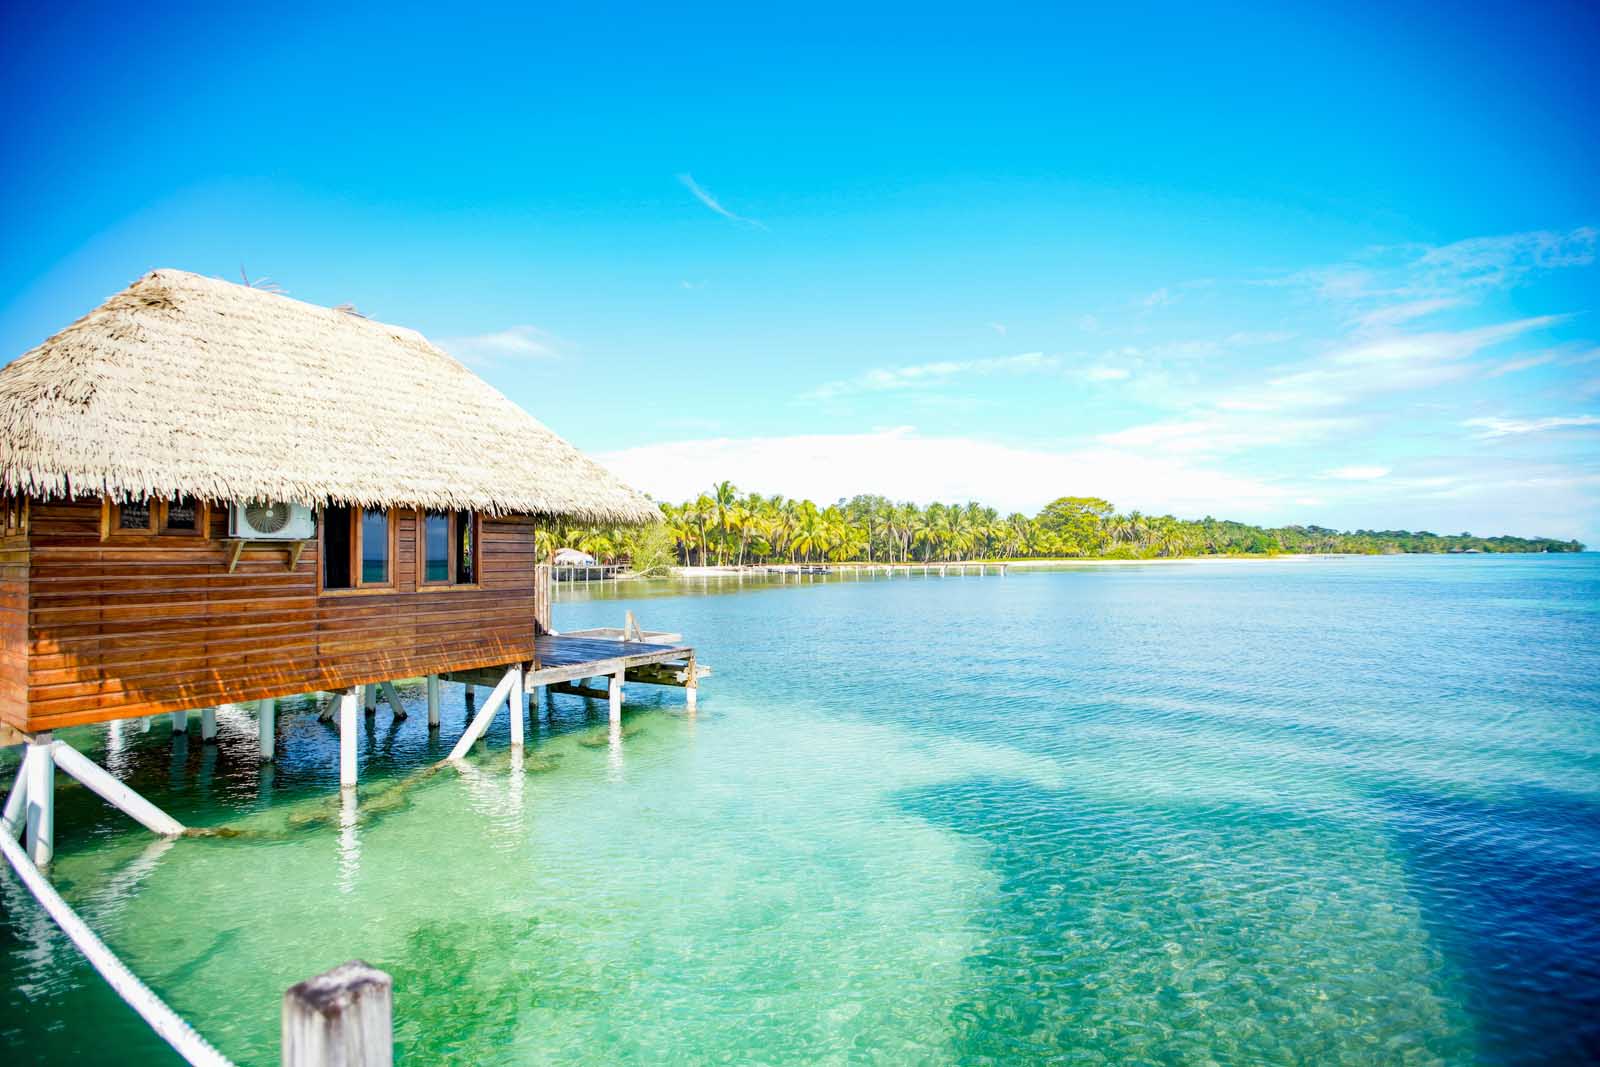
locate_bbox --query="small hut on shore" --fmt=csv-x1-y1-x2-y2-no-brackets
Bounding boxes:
0,269,692,865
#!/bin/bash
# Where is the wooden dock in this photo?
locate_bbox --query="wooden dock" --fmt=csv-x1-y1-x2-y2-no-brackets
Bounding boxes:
760,561,1008,577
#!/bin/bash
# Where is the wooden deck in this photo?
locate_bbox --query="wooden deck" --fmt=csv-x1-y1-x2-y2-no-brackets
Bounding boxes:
439,633,703,691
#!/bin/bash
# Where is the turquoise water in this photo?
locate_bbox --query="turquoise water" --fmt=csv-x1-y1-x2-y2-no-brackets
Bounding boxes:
3,555,1598,1065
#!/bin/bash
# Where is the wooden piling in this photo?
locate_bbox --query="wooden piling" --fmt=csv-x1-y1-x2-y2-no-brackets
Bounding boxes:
25,733,54,866
259,698,277,761
425,675,440,728
281,960,393,1067
338,690,359,788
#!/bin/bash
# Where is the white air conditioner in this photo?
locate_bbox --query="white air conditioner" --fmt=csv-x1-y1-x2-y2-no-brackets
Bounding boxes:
229,501,315,540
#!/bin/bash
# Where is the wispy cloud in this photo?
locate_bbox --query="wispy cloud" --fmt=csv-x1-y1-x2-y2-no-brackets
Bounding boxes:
439,325,562,367
1324,465,1391,480
1083,366,1131,382
1464,414,1600,439
806,352,1057,400
1416,227,1596,290
988,322,1008,335
1279,227,1596,307
677,173,766,230
1353,298,1465,331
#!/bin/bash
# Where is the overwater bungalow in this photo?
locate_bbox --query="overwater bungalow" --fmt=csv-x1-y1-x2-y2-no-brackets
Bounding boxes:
0,269,699,873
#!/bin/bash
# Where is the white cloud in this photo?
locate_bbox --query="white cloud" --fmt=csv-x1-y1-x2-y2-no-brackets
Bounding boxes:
599,428,1289,518
1217,316,1561,413
806,352,1057,400
1464,415,1600,439
1353,298,1465,331
676,173,766,230
1140,287,1172,310
1416,226,1596,290
1324,466,1391,481
439,325,562,366
988,322,1007,335
1083,366,1130,382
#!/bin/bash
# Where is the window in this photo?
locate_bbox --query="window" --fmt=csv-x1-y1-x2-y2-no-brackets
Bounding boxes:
361,509,391,584
423,511,450,583
2,494,26,537
455,512,477,584
320,505,395,592
418,510,479,588
324,504,353,589
103,497,210,539
118,499,153,531
161,495,201,534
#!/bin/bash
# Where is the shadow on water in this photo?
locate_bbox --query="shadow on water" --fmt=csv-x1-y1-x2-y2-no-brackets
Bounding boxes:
1376,783,1600,1065
894,775,1478,1065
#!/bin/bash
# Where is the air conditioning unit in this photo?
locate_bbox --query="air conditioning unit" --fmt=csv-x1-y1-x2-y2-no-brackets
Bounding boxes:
229,501,315,540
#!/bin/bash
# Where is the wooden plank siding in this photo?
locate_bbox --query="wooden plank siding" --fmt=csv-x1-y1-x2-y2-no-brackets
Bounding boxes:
13,499,547,733
0,535,28,731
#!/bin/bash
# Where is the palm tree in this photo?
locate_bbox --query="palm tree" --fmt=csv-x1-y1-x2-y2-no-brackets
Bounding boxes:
710,480,737,565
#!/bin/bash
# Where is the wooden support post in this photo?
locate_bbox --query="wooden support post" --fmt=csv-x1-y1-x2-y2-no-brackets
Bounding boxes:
363,685,377,714
339,690,359,789
609,672,624,724
2,749,29,840
282,960,393,1067
447,667,517,763
509,665,525,747
379,681,407,720
170,710,188,734
50,741,184,836
685,652,698,712
425,675,440,728
200,707,217,742
25,734,54,866
139,716,152,733
259,698,277,762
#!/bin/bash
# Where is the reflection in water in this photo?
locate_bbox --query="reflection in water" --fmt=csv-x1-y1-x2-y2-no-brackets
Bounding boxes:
337,788,360,894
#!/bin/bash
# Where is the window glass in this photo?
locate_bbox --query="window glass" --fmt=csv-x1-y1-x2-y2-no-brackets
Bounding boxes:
119,500,153,530
455,511,477,584
164,496,198,531
361,509,390,584
423,512,450,582
324,504,353,589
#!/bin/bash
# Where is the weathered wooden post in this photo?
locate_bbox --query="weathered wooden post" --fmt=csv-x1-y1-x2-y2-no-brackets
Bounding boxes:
609,671,624,724
170,710,188,734
200,707,217,742
425,675,440,728
685,653,698,712
282,960,393,1067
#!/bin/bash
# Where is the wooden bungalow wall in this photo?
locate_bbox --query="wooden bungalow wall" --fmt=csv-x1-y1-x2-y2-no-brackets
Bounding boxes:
4,500,546,734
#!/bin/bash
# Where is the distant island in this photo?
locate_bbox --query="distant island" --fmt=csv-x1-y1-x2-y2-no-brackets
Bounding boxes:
544,485,1586,571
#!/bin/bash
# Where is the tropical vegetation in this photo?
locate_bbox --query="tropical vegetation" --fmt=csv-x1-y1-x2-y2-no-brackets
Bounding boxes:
538,485,1585,567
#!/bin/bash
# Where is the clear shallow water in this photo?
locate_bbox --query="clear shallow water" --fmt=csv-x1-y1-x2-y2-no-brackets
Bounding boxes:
3,555,1599,1065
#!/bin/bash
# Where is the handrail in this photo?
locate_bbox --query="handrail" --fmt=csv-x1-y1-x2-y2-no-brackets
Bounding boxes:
0,816,236,1067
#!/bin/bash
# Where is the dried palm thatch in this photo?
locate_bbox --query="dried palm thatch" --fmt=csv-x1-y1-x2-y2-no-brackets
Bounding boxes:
0,269,658,523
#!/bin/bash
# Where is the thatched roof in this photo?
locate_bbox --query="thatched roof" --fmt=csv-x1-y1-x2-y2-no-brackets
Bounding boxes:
0,270,658,523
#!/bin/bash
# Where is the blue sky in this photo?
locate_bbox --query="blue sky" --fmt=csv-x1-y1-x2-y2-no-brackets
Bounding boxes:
3,2,1598,541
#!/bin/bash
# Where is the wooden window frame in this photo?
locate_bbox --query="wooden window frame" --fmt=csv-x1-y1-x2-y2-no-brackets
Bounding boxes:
157,496,208,537
101,497,211,540
2,494,27,538
415,509,482,591
318,505,399,596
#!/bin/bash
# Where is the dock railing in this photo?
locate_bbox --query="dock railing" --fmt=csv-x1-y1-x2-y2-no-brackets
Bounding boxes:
2,799,395,1066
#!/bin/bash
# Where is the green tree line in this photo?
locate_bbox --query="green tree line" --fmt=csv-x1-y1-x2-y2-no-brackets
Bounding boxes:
539,482,1585,569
